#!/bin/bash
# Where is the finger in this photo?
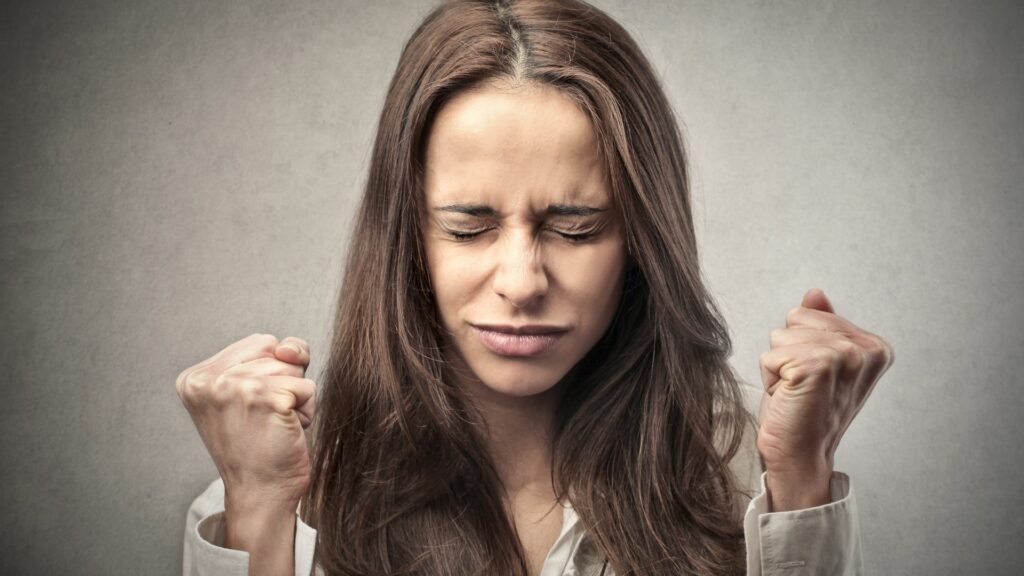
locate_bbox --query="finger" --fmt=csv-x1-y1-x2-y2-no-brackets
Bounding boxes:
800,288,835,314
274,337,310,367
759,350,780,393
222,356,307,379
860,331,896,375
770,326,850,350
766,333,870,392
785,305,859,335
195,333,281,378
262,375,317,428
759,344,842,394
177,333,278,396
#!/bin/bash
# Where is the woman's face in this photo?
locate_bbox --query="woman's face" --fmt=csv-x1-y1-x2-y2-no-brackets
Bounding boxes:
421,81,628,400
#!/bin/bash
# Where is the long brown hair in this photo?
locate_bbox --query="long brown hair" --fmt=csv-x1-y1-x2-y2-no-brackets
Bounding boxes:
301,1,753,574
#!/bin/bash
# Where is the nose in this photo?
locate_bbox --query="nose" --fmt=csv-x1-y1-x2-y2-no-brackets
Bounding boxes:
491,229,549,309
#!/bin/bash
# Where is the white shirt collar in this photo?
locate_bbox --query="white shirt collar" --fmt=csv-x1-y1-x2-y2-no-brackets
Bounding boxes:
540,501,610,576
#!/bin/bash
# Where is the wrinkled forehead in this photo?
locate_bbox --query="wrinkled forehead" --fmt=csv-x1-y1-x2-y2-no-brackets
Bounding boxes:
422,84,612,212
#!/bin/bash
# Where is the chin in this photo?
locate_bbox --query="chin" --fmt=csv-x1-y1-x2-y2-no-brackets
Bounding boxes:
472,360,571,398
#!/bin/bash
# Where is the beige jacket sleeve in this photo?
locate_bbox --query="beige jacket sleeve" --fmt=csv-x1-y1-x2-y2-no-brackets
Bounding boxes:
181,477,318,576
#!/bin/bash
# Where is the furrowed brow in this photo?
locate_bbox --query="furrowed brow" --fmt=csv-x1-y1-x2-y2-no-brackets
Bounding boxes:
433,203,606,216
544,204,606,216
434,204,498,217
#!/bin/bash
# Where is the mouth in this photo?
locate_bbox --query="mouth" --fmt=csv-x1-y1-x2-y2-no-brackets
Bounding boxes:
470,324,569,357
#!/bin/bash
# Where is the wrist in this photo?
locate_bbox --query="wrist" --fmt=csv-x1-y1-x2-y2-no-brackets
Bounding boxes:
225,487,301,519
224,503,297,549
764,464,833,512
224,503,298,576
223,486,300,550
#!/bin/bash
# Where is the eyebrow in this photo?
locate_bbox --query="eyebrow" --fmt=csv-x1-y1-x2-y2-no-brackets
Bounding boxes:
434,203,606,216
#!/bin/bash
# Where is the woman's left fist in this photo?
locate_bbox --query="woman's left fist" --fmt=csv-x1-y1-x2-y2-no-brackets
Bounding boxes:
757,288,895,509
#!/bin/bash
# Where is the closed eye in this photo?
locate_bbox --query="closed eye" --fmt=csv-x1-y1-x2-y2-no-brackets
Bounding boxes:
443,228,598,243
552,230,596,242
446,229,487,241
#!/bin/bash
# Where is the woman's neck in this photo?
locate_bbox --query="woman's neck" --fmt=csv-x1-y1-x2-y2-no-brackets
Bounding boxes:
457,367,575,499
483,387,561,498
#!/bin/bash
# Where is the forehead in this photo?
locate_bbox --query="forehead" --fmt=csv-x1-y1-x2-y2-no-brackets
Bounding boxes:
423,83,610,209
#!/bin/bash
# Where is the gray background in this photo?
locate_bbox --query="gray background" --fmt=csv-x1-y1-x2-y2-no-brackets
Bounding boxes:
2,0,1021,574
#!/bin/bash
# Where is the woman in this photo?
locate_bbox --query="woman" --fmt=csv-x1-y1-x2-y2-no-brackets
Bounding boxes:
178,0,894,574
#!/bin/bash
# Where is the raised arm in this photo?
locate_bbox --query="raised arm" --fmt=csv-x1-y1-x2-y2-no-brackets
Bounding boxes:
176,333,318,576
737,288,894,574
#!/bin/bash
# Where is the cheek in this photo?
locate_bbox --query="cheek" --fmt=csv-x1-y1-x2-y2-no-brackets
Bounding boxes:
424,243,481,321
554,244,627,314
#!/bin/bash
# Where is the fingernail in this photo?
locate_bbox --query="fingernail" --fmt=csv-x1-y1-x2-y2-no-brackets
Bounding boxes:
285,343,302,355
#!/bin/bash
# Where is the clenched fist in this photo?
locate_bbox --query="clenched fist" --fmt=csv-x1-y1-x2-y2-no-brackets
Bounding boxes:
176,333,317,514
757,289,895,511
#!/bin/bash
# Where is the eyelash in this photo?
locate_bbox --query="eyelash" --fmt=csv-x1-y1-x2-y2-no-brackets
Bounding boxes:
445,228,596,243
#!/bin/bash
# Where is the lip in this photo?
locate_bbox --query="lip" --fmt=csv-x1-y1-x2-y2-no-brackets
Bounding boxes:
471,324,569,357
471,323,570,335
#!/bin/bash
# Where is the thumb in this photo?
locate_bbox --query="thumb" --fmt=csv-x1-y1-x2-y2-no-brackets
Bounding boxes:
274,338,310,368
801,287,835,314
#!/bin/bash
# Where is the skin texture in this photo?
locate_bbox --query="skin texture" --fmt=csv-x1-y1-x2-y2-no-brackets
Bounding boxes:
420,80,629,574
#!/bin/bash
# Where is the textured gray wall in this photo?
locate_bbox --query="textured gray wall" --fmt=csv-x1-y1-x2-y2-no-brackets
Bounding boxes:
2,1,1020,574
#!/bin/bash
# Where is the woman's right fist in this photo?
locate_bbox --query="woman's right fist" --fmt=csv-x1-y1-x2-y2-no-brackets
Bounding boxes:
176,333,317,512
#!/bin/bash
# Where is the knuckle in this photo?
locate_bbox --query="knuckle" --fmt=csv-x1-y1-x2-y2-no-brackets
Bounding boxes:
207,373,237,407
785,363,813,382
174,370,187,398
246,332,278,351
769,328,786,346
785,307,802,325
835,338,861,360
238,377,268,404
269,393,294,416
212,372,233,394
863,333,881,352
878,334,895,360
811,347,841,374
179,369,221,411
183,369,214,396
841,342,866,373
863,333,894,366
834,338,857,352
